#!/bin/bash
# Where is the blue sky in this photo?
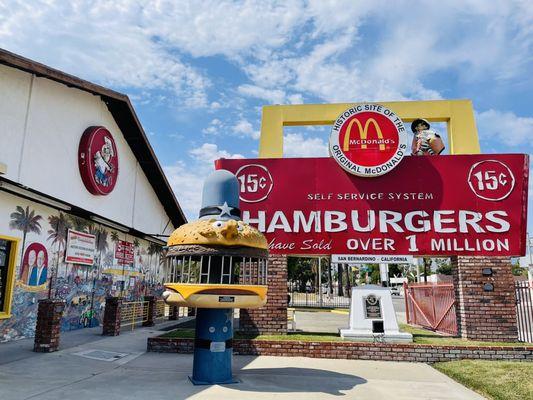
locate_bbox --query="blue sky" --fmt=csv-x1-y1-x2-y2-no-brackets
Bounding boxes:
1,0,532,240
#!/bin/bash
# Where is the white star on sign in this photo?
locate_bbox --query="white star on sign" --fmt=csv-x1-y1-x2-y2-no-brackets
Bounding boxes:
218,202,233,218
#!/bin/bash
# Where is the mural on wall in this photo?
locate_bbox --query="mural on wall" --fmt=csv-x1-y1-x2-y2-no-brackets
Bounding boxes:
0,193,165,342
20,243,48,287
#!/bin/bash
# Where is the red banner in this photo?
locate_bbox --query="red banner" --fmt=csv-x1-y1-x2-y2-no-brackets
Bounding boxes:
216,154,529,256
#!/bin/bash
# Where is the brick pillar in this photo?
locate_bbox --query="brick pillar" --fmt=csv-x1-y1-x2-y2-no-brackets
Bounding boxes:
169,306,179,320
452,256,518,342
143,296,156,327
239,254,288,335
33,299,66,353
102,297,122,336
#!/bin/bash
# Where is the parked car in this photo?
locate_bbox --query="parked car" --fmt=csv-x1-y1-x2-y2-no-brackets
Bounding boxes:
390,286,401,296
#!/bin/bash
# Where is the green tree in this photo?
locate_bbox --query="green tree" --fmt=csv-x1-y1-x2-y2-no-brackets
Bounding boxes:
288,257,315,292
337,264,344,296
436,258,452,275
10,206,43,268
511,263,527,277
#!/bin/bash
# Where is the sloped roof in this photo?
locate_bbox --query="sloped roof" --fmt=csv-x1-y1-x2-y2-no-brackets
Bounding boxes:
0,48,186,228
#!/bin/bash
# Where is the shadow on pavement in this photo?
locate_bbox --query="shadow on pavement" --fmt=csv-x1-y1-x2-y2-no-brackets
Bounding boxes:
229,366,367,396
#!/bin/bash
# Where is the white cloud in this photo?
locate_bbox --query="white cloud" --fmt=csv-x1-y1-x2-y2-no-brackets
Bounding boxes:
202,119,223,135
477,109,533,147
165,143,245,219
141,1,305,58
164,160,205,220
232,119,260,140
189,143,244,165
3,1,531,110
0,1,210,107
283,133,329,158
238,84,288,104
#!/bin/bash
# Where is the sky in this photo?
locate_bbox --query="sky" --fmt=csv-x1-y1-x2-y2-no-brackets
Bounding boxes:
1,0,532,243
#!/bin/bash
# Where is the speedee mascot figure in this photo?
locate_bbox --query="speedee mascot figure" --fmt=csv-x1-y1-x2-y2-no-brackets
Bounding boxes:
410,118,445,156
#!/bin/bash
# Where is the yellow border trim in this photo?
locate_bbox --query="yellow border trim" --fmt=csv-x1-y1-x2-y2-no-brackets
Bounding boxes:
15,280,48,292
259,99,480,157
164,283,268,300
0,235,20,319
102,268,144,277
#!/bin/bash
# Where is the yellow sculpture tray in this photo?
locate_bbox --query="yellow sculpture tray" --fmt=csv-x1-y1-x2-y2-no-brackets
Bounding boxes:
163,283,268,309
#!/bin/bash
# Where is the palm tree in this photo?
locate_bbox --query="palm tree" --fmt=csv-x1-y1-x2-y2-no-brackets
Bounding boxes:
147,242,161,279
337,264,344,297
10,206,43,268
47,213,72,291
327,258,334,295
97,229,109,258
47,213,71,254
68,215,91,232
110,231,120,261
345,264,352,297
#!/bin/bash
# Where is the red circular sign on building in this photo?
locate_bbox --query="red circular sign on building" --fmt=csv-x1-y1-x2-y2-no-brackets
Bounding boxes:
467,160,515,201
78,126,119,195
329,104,408,177
236,164,274,203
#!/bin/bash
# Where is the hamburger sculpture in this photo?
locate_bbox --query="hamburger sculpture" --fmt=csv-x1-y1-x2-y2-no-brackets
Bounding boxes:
162,169,269,384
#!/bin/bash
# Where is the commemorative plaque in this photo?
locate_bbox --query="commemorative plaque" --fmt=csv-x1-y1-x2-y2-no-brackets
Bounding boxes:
364,294,382,319
340,285,412,343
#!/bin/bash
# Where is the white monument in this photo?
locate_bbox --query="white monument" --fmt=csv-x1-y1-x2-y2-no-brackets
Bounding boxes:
339,285,412,343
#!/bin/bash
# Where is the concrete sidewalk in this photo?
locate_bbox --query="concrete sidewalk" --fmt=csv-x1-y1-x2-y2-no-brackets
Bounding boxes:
0,323,484,400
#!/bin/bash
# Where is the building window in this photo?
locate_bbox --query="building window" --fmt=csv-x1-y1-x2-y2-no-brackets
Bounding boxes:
0,237,18,319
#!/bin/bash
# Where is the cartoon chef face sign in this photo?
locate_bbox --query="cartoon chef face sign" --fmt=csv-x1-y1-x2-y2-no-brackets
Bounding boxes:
78,126,119,195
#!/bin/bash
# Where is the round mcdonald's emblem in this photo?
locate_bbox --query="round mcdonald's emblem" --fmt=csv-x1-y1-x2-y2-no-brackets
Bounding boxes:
329,104,408,177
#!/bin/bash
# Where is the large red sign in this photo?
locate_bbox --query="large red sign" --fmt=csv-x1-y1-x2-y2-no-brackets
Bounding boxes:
115,241,134,265
78,126,119,195
216,154,529,256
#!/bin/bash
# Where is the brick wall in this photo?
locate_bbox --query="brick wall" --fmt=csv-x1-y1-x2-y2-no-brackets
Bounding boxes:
33,299,66,352
147,337,533,363
239,254,288,334
452,256,518,342
102,297,122,336
143,296,156,327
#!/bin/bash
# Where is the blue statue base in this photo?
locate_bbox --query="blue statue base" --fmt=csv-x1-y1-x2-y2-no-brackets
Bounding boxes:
190,308,238,385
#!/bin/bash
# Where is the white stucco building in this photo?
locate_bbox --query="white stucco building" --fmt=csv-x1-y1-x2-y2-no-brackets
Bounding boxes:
0,49,186,341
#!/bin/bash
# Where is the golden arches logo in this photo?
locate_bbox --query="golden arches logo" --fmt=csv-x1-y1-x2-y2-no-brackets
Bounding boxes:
342,118,386,151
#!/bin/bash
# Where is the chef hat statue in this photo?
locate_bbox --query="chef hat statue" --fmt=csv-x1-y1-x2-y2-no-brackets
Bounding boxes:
162,169,269,385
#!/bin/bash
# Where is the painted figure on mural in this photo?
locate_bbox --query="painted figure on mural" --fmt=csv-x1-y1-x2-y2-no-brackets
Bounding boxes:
410,118,445,156
28,250,47,286
19,249,36,283
93,136,115,187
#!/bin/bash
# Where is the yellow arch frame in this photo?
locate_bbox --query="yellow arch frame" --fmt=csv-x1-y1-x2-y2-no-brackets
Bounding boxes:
258,99,480,157
0,235,20,319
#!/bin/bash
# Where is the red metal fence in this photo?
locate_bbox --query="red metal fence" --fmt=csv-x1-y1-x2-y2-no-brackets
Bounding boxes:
404,282,458,335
